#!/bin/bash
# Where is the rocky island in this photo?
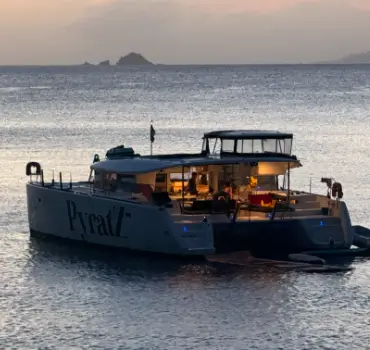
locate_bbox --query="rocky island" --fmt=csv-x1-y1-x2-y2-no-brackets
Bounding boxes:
116,53,154,66
99,60,110,66
81,53,155,67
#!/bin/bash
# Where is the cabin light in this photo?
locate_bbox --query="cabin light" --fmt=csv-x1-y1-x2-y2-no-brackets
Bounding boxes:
183,226,187,232
320,221,324,226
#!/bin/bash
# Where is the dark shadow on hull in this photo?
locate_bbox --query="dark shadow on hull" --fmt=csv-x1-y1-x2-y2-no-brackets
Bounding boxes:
213,219,344,260
30,229,205,261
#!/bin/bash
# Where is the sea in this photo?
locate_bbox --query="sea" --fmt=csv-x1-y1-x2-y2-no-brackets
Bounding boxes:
0,64,370,349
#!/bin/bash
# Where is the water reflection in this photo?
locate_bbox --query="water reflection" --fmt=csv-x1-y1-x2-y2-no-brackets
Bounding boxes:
26,237,298,283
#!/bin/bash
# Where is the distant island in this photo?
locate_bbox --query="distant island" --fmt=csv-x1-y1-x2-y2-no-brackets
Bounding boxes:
117,53,154,66
81,53,155,66
321,50,370,64
81,51,370,66
99,60,110,66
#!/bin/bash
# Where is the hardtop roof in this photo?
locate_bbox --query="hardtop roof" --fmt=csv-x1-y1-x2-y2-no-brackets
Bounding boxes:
203,130,293,140
91,155,301,174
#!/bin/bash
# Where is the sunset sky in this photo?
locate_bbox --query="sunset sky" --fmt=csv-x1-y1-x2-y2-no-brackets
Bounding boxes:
0,0,369,64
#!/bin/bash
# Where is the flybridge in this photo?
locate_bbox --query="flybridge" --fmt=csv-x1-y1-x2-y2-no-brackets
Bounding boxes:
201,130,294,157
104,129,297,162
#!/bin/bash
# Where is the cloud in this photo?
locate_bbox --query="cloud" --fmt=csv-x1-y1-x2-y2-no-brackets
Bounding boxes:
0,0,112,64
0,0,369,64
164,0,370,14
183,0,317,14
66,0,370,64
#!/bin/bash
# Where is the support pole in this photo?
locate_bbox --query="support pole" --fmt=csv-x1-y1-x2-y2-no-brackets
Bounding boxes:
181,165,185,212
287,162,291,205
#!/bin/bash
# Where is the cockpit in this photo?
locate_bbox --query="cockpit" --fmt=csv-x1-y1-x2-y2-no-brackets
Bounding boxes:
201,130,294,157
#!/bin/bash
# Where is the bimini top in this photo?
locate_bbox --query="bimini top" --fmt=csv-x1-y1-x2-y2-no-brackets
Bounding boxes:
91,156,302,175
203,130,293,140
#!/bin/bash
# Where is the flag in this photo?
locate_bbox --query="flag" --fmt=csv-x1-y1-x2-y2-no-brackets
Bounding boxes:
150,123,155,143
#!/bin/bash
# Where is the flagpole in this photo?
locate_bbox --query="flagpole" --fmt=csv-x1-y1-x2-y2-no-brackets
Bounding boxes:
150,120,154,156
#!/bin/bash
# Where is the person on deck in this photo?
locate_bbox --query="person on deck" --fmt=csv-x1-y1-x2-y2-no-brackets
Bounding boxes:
186,172,198,195
199,174,208,185
223,181,233,198
213,181,233,200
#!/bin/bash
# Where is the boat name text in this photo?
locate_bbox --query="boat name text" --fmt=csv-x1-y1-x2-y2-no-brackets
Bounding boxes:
66,200,125,236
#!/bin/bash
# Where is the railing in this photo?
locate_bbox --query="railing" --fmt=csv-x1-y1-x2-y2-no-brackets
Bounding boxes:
30,169,74,191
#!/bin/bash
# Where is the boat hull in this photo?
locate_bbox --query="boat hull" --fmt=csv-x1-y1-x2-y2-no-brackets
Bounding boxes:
26,183,354,259
26,183,215,256
213,216,352,258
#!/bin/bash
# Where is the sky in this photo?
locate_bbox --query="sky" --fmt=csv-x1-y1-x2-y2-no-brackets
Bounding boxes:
0,0,370,65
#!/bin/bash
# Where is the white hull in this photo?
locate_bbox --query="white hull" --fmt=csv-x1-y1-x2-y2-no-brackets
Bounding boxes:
27,183,215,256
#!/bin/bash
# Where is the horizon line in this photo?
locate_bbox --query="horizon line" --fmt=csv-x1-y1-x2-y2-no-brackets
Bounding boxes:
1,63,370,68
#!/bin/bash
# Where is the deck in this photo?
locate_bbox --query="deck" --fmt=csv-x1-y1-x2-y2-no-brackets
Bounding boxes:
31,181,333,223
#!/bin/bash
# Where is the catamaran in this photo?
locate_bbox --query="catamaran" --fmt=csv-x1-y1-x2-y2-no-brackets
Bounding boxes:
25,129,369,257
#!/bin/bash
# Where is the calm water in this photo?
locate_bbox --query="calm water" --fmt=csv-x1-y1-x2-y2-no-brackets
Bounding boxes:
1,65,370,349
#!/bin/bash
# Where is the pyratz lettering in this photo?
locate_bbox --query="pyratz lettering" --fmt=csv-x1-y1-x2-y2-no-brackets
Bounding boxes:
66,200,125,236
